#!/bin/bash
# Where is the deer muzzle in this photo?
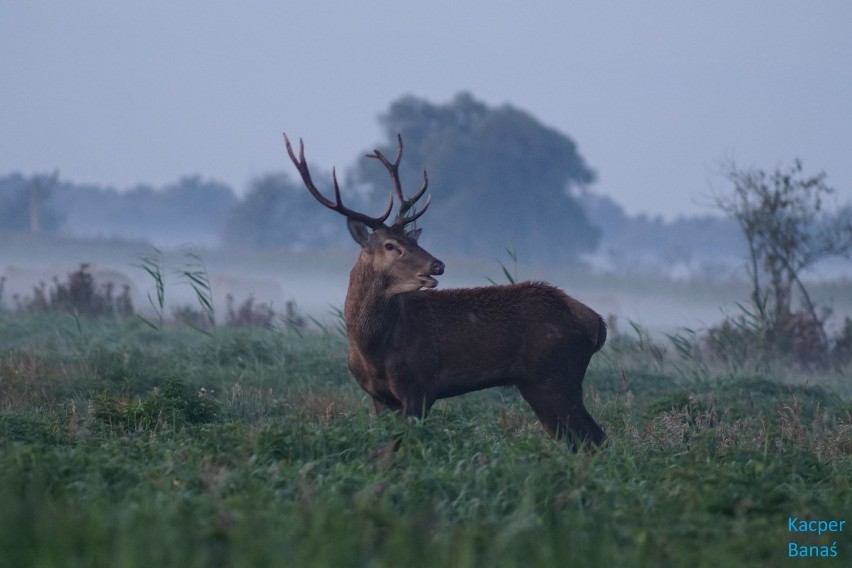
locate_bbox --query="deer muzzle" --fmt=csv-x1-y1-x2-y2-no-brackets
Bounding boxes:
418,259,445,289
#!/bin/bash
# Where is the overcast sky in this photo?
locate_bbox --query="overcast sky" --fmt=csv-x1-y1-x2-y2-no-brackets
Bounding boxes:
2,1,850,220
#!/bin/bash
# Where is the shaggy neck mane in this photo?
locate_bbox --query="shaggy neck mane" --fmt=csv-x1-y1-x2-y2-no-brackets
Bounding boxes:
344,258,399,348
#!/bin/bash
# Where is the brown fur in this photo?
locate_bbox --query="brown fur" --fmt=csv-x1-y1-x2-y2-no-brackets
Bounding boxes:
343,226,607,449
286,134,606,448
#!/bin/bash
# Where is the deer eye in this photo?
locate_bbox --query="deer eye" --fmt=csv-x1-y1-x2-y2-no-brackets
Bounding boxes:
384,243,396,251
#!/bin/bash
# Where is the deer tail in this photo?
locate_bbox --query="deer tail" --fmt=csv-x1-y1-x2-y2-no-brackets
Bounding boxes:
593,315,607,353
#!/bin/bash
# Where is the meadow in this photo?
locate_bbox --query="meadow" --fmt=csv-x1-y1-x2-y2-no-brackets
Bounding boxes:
0,304,849,568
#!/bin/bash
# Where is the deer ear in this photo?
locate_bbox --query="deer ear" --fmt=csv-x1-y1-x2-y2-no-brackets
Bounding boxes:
406,228,422,241
347,218,372,247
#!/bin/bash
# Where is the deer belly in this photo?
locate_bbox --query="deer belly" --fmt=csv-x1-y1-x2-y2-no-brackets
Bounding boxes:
433,362,519,398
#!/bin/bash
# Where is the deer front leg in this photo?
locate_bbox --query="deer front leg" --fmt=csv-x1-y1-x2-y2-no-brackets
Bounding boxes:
372,394,432,419
383,369,434,419
400,394,435,420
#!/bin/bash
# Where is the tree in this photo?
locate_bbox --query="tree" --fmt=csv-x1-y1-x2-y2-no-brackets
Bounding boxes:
351,93,601,265
47,175,237,245
222,172,359,250
716,160,852,356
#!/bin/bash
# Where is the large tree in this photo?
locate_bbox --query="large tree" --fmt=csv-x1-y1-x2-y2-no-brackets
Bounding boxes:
351,93,601,265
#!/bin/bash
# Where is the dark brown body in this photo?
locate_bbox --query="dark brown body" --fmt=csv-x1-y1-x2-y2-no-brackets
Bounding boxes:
285,133,607,448
345,268,607,447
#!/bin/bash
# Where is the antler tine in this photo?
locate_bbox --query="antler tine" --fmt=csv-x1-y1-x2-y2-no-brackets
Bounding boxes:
402,168,430,215
398,193,432,226
366,133,432,228
284,133,392,229
367,135,404,205
284,134,331,208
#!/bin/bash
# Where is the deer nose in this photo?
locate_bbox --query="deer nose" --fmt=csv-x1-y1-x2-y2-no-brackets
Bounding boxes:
431,260,445,275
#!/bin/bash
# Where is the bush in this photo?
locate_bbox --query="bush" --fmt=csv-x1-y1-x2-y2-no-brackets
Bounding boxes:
701,306,848,369
225,294,276,328
93,376,221,432
12,263,134,319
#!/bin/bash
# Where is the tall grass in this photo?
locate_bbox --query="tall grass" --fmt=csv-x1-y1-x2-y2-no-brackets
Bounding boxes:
0,310,849,567
175,247,216,334
486,244,518,286
135,247,166,330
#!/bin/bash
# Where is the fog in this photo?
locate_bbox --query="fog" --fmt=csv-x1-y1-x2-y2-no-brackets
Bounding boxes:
2,3,851,337
2,232,849,340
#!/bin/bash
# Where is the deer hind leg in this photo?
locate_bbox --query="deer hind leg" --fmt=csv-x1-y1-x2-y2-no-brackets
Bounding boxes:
562,399,606,449
518,383,605,450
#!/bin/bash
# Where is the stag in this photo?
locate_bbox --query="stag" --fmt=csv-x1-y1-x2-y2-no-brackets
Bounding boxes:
284,134,606,448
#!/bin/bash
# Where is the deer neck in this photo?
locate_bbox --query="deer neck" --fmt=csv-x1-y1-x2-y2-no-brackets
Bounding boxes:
344,258,400,347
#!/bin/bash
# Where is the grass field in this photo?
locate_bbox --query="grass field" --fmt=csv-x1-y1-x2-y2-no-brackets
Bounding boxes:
0,312,849,567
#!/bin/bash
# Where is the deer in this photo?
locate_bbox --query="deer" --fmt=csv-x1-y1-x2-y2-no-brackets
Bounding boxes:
283,133,607,449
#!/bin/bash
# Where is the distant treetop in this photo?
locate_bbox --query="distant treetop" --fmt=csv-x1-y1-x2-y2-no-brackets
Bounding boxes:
351,92,600,264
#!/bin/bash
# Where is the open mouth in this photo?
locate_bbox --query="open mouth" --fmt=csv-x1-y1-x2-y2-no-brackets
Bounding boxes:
417,275,439,289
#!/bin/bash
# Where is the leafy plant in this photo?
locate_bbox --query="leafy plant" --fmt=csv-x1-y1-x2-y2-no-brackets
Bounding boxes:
93,376,221,432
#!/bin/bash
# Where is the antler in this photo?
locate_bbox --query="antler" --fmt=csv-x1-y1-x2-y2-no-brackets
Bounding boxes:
284,133,393,229
367,134,431,229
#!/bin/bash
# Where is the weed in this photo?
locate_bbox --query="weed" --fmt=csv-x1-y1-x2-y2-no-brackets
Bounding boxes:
10,263,134,319
703,303,838,370
136,247,218,334
225,294,275,328
93,376,221,432
278,300,308,336
833,316,852,360
174,247,216,332
135,247,166,330
172,303,216,332
307,304,347,338
486,244,519,285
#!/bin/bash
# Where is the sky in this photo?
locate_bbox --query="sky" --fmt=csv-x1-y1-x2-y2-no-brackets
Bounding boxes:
2,1,851,220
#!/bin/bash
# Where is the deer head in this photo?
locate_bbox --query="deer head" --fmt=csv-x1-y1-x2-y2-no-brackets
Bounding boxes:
284,133,444,295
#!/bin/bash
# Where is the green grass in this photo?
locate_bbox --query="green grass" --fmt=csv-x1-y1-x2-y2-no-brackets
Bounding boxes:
0,314,849,567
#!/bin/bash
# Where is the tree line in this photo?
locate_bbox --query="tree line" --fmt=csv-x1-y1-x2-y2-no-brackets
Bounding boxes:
2,92,849,277
2,93,600,263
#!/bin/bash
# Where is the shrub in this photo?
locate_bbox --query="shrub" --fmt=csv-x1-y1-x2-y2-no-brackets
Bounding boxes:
225,294,275,328
701,307,847,369
93,376,221,432
13,263,134,319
